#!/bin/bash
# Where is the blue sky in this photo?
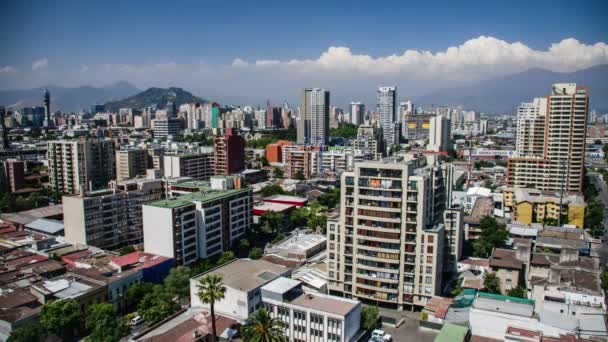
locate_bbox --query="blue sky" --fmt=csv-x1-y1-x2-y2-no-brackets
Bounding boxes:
1,0,607,106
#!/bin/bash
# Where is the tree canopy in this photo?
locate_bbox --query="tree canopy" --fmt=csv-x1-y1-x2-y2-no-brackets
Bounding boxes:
86,303,129,342
40,299,84,339
360,306,379,330
330,124,358,138
483,272,501,294
473,216,508,258
241,309,287,342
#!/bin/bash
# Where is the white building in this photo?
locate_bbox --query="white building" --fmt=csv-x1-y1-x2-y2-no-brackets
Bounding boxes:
427,115,451,152
349,102,365,125
261,277,361,342
377,86,398,147
189,259,291,322
297,88,329,145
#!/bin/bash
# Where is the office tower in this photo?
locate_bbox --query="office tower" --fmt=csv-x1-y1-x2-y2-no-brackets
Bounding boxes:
508,83,588,192
402,113,433,141
152,118,183,138
351,124,385,159
163,151,215,180
297,88,330,145
427,115,451,152
42,88,53,128
377,87,398,146
329,106,342,129
48,139,116,194
143,177,252,265
90,104,105,114
210,103,221,129
327,156,452,309
63,188,144,250
214,128,245,175
0,106,9,149
166,100,176,118
350,102,366,125
515,98,547,158
115,147,148,181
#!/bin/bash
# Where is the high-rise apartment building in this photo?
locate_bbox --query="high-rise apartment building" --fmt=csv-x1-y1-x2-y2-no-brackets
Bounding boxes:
214,128,245,175
427,115,451,152
0,159,25,193
350,102,366,125
377,87,398,147
115,147,148,181
152,118,183,138
515,98,547,158
63,188,144,250
508,84,588,192
143,177,252,265
351,124,385,159
48,139,116,194
402,113,433,141
297,88,330,145
327,156,452,309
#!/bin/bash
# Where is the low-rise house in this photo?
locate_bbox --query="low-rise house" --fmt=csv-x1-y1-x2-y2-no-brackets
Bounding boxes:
489,248,524,294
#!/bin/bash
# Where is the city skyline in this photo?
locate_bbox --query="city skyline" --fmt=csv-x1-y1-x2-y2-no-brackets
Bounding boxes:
1,1,608,108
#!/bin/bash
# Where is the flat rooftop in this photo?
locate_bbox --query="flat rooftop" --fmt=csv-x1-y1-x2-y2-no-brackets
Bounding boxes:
252,202,294,214
261,277,301,295
25,218,64,235
264,195,308,204
193,259,290,292
146,186,250,209
290,291,359,316
274,233,327,252
473,292,535,317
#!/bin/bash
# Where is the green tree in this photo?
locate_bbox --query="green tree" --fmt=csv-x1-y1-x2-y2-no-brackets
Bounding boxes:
294,170,306,181
288,208,309,228
259,184,287,197
238,238,251,250
262,211,285,234
165,266,193,301
360,306,379,330
307,203,328,233
483,272,501,294
6,323,44,342
473,216,508,257
329,124,358,138
272,167,284,179
86,303,129,342
196,274,227,342
125,282,155,308
601,266,608,291
507,286,527,299
138,285,180,324
217,251,236,265
241,308,286,342
585,199,605,238
316,188,340,209
40,299,84,339
119,245,136,255
249,247,263,260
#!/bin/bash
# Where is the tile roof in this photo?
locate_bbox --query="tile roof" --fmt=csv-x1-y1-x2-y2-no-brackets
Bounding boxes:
490,248,523,270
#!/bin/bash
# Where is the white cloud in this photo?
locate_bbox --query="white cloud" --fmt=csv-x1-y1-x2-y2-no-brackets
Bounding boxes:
32,58,48,71
0,66,17,74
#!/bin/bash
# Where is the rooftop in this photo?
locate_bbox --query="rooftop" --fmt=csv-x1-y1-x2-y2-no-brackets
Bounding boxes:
273,233,327,252
473,292,535,317
146,186,250,209
435,323,470,342
290,291,360,316
490,248,523,270
261,277,301,295
252,202,294,214
1,204,63,225
24,218,65,235
264,194,308,203
193,259,290,292
465,197,494,224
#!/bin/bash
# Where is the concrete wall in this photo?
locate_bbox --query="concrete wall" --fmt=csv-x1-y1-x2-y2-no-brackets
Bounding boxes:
142,205,175,259
62,196,87,245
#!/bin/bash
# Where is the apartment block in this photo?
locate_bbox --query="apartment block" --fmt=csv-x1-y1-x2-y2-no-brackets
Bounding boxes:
152,117,183,138
297,88,330,145
143,177,252,265
402,113,433,141
262,277,361,342
115,147,148,181
352,124,385,159
63,188,144,250
508,84,588,192
327,156,451,310
1,159,25,193
214,128,245,175
377,86,398,146
427,115,451,153
503,187,586,228
163,152,215,180
48,139,116,194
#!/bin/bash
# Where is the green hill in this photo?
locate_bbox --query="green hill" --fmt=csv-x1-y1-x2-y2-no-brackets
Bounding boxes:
104,87,206,112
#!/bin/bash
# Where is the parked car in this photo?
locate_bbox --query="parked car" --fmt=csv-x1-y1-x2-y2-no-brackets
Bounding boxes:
130,316,145,326
371,329,393,342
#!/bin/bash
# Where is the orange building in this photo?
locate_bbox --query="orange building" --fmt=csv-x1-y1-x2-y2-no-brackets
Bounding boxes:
266,140,293,163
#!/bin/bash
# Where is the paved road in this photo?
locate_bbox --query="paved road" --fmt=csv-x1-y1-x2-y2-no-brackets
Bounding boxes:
588,173,608,266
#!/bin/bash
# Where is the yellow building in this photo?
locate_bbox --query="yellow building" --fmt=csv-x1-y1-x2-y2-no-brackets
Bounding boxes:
503,187,586,228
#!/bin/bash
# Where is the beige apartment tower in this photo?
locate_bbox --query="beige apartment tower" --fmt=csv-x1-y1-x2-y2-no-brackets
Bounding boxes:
508,84,588,192
115,148,148,181
327,156,452,310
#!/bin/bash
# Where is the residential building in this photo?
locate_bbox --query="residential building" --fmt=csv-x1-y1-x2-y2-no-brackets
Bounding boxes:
489,248,524,294
402,113,433,141
349,102,365,125
503,187,586,228
266,140,293,164
115,147,148,181
63,188,144,250
261,277,361,342
516,98,547,158
297,88,330,145
427,115,451,152
508,84,589,192
1,159,25,193
189,258,292,322
443,206,464,272
48,139,116,194
328,156,452,309
143,177,252,265
152,117,183,138
285,145,322,179
214,128,245,175
352,124,385,159
109,177,164,202
377,86,398,146
163,151,215,180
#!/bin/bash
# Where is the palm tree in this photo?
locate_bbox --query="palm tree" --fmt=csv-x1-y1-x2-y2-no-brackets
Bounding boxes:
196,274,226,342
241,309,286,342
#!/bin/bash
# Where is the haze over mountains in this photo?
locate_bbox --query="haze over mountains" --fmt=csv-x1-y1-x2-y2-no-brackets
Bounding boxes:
0,65,606,114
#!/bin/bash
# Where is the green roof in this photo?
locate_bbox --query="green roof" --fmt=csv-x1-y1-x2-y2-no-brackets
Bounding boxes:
146,187,250,209
434,323,469,342
478,292,535,305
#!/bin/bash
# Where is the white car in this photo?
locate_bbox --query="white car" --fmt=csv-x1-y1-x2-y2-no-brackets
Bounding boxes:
371,329,392,342
130,316,145,326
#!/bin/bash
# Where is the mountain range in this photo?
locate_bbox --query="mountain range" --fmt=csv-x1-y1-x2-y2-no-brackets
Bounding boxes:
103,87,206,112
0,82,140,113
415,64,608,114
